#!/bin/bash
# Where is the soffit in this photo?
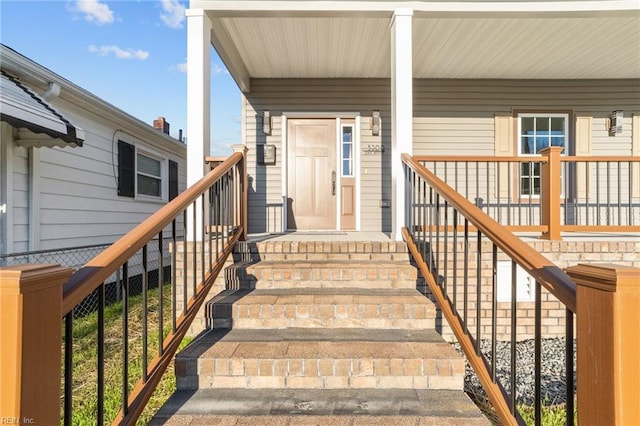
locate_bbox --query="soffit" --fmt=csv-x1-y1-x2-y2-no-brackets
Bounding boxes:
205,7,640,91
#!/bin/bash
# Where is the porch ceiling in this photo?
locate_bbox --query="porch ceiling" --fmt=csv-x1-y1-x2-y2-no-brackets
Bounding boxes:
198,1,640,92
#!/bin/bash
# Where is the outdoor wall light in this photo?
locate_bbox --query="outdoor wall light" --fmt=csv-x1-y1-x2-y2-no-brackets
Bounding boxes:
372,110,381,136
608,110,623,136
262,110,272,135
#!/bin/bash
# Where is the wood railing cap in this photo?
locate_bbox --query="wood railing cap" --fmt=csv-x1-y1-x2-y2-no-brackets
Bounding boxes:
0,264,73,293
566,263,640,292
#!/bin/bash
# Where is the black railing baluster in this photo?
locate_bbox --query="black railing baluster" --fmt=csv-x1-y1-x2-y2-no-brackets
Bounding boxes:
435,194,441,282
192,201,197,298
159,231,164,356
97,283,105,425
122,261,129,417
142,244,148,382
201,193,206,287
443,200,449,297
463,218,469,330
64,312,73,426
607,161,611,225
596,162,601,225
491,243,497,382
566,309,575,426
421,180,427,262
510,260,517,415
586,162,590,226
182,210,188,315
452,209,458,309
617,161,621,226
535,280,542,426
507,161,512,226
476,230,482,355
172,220,177,332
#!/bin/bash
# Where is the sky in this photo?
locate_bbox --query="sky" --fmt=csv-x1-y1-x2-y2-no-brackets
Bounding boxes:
0,0,241,155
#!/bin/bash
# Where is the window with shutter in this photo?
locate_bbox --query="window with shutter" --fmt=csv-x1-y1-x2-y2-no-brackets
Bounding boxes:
169,160,178,201
118,140,135,197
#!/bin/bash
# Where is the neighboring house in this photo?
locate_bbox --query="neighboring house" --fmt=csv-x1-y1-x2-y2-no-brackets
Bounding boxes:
185,0,640,239
0,44,187,256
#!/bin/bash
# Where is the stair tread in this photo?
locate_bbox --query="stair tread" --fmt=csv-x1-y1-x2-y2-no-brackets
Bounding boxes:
210,288,431,304
180,328,461,360
153,388,488,421
246,260,415,267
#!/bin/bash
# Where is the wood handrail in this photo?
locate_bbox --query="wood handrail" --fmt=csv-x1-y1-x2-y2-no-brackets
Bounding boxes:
62,152,244,316
402,153,577,312
414,155,640,163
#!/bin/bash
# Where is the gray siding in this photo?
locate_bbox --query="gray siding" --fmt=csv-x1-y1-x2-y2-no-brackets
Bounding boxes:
413,79,640,155
244,78,639,233
245,78,392,233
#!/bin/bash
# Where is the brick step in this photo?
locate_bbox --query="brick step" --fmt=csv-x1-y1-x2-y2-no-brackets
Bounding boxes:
224,260,418,290
176,329,464,391
206,289,436,330
233,240,410,262
151,388,490,425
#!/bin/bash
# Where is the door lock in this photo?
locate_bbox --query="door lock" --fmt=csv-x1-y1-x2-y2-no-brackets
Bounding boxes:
332,171,336,196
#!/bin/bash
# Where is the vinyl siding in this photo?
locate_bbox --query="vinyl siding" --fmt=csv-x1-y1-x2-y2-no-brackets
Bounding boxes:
5,106,187,253
244,78,392,233
244,78,639,233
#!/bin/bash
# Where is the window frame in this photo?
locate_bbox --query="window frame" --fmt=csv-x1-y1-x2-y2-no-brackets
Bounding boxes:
341,124,354,178
118,139,171,202
136,149,165,200
515,111,572,199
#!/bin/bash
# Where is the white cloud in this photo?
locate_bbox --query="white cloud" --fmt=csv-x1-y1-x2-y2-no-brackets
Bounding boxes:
176,61,188,73
73,0,114,25
160,0,185,29
89,45,150,60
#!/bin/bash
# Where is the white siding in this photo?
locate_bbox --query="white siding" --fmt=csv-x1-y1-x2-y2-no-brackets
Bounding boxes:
5,109,186,254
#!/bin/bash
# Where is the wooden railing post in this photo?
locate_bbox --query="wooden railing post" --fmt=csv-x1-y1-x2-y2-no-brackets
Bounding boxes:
232,144,249,240
0,264,73,425
566,263,640,425
540,146,563,240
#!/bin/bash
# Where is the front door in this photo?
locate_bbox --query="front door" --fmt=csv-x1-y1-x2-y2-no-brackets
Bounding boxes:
287,119,336,230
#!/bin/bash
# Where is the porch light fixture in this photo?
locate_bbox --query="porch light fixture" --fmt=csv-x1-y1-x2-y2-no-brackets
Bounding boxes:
372,110,381,136
262,110,271,135
608,110,623,136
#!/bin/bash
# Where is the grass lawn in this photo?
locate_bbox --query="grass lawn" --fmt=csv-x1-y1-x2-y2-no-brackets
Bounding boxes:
63,282,192,425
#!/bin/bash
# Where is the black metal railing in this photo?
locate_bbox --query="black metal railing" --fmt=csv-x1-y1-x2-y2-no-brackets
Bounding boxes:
418,155,640,234
403,154,577,425
61,151,246,425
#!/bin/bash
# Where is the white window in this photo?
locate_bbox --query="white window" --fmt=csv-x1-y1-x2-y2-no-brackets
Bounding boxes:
136,152,163,198
518,113,569,196
342,125,354,177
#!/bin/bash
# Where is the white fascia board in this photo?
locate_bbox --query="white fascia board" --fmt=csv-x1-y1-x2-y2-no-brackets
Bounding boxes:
192,0,640,15
0,46,184,155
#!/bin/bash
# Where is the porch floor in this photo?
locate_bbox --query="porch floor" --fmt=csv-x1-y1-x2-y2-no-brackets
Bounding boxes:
247,232,392,242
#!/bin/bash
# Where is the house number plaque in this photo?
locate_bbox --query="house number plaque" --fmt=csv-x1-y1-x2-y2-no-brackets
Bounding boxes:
362,144,385,155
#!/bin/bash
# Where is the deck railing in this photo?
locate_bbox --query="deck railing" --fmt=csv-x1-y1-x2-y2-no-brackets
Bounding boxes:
402,153,639,425
417,148,640,239
0,148,248,425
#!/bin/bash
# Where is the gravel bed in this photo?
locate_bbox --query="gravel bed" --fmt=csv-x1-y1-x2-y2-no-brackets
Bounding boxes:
454,338,577,407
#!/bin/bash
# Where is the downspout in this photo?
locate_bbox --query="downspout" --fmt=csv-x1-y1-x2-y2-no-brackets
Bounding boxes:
41,82,61,100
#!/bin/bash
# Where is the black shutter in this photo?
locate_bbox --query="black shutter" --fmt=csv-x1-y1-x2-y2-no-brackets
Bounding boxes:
169,160,178,201
118,140,135,197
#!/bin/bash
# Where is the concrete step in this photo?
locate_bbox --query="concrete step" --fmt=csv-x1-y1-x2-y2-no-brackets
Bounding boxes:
224,260,418,290
176,329,464,391
151,388,490,425
233,240,411,262
206,289,436,330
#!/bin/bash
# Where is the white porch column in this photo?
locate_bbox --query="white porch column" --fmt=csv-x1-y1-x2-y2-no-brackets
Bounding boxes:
390,9,413,240
186,9,212,239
